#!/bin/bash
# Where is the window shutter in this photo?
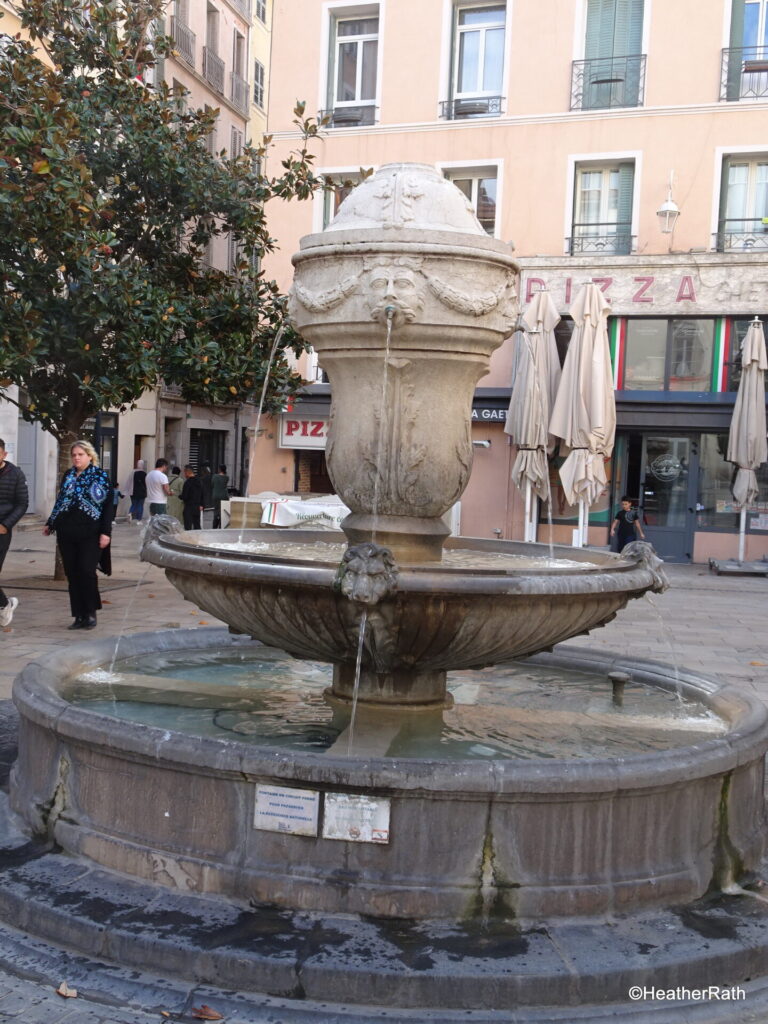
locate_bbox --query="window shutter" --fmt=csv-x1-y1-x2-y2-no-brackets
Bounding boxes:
727,0,745,100
613,0,643,56
585,0,617,60
327,17,338,110
153,18,166,85
616,162,634,254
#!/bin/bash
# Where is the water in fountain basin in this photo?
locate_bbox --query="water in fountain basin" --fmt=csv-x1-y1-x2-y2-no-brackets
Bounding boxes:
71,647,724,762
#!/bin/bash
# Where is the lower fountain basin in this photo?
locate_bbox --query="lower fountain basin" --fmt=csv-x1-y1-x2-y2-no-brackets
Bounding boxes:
11,628,768,923
140,526,667,706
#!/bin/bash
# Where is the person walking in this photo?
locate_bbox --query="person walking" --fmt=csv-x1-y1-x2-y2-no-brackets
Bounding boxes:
211,464,229,529
167,466,184,521
43,439,112,630
146,458,171,516
181,465,204,530
610,495,646,552
0,438,29,628
123,459,147,523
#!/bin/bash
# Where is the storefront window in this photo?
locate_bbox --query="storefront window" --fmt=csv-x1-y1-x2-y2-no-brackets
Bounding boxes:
727,318,768,391
696,433,768,529
624,319,714,391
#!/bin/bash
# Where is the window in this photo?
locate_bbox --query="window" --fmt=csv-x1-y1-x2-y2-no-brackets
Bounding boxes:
204,105,217,155
696,433,768,528
230,126,244,158
570,161,634,255
253,59,265,108
255,0,266,23
727,317,768,389
443,3,505,118
444,168,498,234
723,0,768,100
623,319,715,392
326,11,378,126
171,79,187,113
575,0,645,110
717,155,768,251
322,173,361,228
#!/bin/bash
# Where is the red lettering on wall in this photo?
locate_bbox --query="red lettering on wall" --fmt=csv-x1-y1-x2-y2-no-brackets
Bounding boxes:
300,421,310,436
310,421,324,437
285,420,299,436
525,278,546,303
676,276,696,302
564,277,572,304
632,276,654,303
592,277,613,294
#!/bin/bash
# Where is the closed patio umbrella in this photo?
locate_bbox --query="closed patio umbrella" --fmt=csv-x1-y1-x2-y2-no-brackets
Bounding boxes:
549,282,616,547
504,290,561,541
727,317,768,563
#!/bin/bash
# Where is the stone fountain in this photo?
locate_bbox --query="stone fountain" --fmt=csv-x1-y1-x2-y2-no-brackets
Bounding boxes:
6,164,768,1019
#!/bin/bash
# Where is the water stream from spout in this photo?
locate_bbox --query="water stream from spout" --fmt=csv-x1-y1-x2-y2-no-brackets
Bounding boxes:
371,311,395,541
643,592,682,702
545,492,555,563
347,609,368,755
237,326,286,543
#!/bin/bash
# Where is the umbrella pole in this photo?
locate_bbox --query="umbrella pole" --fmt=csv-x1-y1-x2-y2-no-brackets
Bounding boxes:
738,505,747,564
580,501,589,547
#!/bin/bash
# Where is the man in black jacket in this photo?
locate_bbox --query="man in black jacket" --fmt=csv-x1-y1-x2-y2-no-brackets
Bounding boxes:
181,465,204,530
0,438,29,627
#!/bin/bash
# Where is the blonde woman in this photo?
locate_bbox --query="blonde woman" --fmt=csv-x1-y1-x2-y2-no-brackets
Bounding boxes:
43,440,113,630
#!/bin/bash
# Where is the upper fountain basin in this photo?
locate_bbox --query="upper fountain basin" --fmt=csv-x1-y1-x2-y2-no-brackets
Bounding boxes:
141,526,667,683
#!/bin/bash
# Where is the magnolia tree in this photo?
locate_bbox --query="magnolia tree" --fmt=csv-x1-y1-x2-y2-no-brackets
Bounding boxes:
0,0,323,483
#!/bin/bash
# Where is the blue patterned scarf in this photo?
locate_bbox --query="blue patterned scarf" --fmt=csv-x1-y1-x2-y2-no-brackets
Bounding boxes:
49,464,111,525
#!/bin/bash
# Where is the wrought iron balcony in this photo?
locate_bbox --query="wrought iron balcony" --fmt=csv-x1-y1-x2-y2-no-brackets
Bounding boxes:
714,218,768,252
720,46,768,100
318,104,376,127
567,223,634,256
230,72,249,114
170,16,195,69
439,95,504,119
202,47,225,94
571,55,646,110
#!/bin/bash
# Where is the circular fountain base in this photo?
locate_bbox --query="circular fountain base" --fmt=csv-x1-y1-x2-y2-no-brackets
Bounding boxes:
6,629,768,1015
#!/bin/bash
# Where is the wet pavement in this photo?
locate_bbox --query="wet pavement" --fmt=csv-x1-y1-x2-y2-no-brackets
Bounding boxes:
0,520,766,1022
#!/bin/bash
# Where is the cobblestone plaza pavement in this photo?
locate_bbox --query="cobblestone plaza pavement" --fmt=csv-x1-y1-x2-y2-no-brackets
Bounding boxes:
0,521,765,1023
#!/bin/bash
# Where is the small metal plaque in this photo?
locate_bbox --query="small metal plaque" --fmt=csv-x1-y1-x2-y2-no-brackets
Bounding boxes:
322,792,391,844
254,784,320,837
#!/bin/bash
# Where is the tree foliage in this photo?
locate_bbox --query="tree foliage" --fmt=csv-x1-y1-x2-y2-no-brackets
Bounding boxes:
0,0,323,443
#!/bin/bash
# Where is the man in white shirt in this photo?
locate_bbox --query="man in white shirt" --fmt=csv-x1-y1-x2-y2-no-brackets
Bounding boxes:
145,458,171,516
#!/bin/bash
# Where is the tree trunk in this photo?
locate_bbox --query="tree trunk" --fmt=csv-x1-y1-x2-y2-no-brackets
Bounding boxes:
52,430,79,581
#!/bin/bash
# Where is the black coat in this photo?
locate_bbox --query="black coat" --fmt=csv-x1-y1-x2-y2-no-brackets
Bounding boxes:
0,462,29,530
181,475,203,507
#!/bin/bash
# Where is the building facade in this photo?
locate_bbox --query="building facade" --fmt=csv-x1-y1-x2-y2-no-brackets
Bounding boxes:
258,0,768,563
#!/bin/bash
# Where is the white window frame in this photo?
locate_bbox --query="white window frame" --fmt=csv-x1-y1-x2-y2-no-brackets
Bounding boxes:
565,150,641,255
438,0,511,118
253,58,265,108
319,1,384,125
712,145,768,249
255,0,266,23
452,3,506,99
438,159,503,237
313,164,373,233
332,14,378,110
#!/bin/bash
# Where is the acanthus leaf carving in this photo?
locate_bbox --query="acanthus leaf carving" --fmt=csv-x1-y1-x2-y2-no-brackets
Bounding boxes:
291,273,361,313
424,273,508,317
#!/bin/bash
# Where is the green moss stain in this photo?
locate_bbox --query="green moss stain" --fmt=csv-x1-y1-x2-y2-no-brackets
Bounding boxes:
709,772,745,894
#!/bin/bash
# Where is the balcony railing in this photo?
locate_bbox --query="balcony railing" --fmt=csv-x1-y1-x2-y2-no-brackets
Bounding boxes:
230,71,249,114
571,54,646,110
720,46,768,100
170,16,195,68
202,46,225,94
568,223,634,256
714,218,768,252
318,104,376,127
439,94,504,119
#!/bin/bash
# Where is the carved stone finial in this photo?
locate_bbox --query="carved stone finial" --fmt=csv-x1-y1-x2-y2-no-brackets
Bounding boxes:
337,542,399,605
622,541,669,593
140,514,183,562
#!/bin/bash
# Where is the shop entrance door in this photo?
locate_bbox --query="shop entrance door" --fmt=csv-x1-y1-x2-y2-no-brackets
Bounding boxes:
639,435,698,562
